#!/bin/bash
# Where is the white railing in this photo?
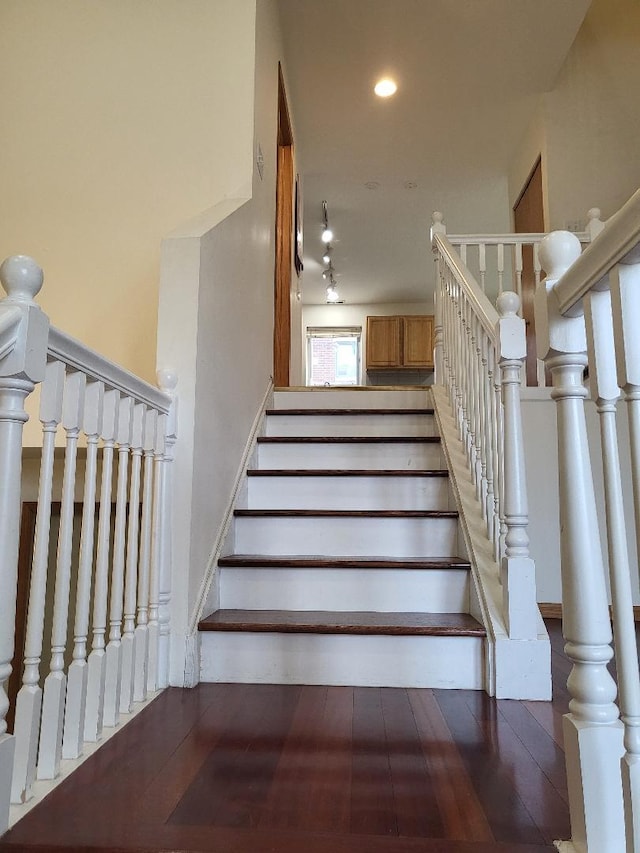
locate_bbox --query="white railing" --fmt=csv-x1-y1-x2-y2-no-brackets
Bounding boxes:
535,189,640,852
441,207,605,304
431,222,538,642
0,256,176,832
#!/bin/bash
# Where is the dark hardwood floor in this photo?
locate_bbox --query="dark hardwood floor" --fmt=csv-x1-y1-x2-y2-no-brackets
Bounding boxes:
0,621,571,853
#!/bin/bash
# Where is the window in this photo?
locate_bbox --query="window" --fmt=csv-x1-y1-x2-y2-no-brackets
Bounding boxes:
306,327,362,386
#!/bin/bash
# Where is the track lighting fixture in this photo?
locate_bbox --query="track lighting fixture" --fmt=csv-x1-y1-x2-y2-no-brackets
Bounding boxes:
321,201,343,303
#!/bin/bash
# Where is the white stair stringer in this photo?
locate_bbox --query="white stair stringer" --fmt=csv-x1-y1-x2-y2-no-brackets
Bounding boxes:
199,386,489,690
430,384,551,700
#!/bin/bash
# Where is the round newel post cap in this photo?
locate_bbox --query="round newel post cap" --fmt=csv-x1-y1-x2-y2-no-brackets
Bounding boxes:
157,368,178,394
432,211,444,224
497,290,521,317
0,255,43,302
587,207,601,222
538,231,581,281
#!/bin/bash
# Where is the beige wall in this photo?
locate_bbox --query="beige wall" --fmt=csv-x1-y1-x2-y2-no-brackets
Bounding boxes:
509,0,640,227
0,0,256,384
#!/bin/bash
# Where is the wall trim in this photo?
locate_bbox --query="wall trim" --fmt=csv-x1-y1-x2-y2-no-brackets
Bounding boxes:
539,602,640,622
188,379,274,637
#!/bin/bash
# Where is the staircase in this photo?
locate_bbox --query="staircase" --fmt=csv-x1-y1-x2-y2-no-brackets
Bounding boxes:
198,387,487,689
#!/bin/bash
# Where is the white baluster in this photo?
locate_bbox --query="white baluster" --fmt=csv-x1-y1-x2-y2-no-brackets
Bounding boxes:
134,408,157,702
514,242,523,305
38,370,86,780
477,324,490,523
585,278,640,852
0,257,48,832
120,403,144,713
84,389,118,742
496,292,537,639
497,243,504,295
536,231,625,852
478,243,486,293
494,354,506,561
103,396,133,727
157,370,177,688
11,360,64,803
533,242,542,288
62,380,104,759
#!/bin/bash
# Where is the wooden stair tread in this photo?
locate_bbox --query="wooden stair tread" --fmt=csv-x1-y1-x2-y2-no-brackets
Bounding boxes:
218,555,471,569
234,509,458,518
199,609,486,636
247,468,449,477
266,408,435,416
257,435,441,444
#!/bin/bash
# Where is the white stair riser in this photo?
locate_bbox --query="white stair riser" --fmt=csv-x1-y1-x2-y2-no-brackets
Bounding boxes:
257,442,445,470
247,475,451,511
200,631,484,688
265,413,436,437
234,515,459,558
273,389,432,410
219,567,470,612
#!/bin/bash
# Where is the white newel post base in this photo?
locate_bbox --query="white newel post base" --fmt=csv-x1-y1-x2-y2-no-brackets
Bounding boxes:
623,753,640,853
183,633,200,689
10,686,41,802
37,670,66,780
102,643,122,728
119,635,136,714
0,735,15,832
562,714,625,853
133,626,149,702
84,649,106,742
500,555,538,640
494,636,551,700
62,661,88,760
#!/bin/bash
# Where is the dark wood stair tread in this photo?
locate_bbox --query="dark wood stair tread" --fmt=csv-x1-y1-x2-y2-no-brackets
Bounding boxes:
266,408,435,416
218,555,471,569
247,468,449,477
234,509,459,518
199,609,486,637
257,435,441,444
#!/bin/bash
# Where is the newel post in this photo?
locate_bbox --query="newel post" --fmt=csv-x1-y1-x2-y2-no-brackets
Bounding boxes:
535,231,625,852
431,212,446,385
496,291,538,640
0,257,49,834
157,370,177,689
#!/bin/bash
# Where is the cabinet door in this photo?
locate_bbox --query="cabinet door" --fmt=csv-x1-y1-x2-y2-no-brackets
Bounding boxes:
403,316,433,368
366,316,402,368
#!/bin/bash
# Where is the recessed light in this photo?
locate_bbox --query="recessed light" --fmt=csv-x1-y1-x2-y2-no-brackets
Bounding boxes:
404,181,418,190
365,181,380,190
374,78,397,98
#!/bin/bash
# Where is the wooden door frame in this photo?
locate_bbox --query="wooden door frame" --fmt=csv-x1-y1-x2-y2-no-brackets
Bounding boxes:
273,64,294,387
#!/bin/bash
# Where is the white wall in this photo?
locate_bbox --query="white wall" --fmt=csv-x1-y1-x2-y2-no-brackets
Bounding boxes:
521,390,640,606
156,0,292,684
302,301,433,386
509,0,640,227
0,0,255,384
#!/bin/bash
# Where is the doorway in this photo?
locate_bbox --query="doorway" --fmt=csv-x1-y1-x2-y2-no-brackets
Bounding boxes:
513,157,544,386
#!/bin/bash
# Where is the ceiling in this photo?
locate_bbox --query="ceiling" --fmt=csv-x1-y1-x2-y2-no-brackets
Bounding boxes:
276,0,591,306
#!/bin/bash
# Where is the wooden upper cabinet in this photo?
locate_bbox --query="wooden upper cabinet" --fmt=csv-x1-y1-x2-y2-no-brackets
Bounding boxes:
366,315,402,368
403,316,433,368
366,315,433,370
